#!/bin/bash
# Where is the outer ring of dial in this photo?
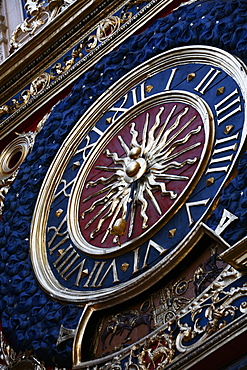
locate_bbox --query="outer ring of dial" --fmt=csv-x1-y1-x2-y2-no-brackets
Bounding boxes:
68,90,212,256
30,46,247,305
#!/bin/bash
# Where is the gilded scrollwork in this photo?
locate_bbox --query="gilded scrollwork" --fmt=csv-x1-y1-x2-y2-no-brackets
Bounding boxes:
10,0,75,53
175,280,247,353
1,0,148,123
84,265,244,370
30,73,51,96
138,332,175,370
152,281,191,327
96,16,122,42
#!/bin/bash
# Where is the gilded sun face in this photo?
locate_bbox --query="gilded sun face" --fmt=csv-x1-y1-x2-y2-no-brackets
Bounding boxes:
79,102,205,247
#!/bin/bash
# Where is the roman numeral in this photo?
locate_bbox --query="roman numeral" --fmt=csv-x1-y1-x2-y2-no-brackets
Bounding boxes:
48,216,68,254
132,241,167,274
214,209,238,236
206,133,239,174
186,199,210,226
109,82,146,123
165,68,177,90
64,259,87,286
52,244,88,286
53,244,80,278
54,178,75,200
83,259,119,287
194,68,221,94
215,88,242,125
142,240,167,269
133,247,140,274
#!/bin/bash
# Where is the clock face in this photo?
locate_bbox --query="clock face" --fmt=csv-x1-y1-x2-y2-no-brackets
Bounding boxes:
30,46,247,305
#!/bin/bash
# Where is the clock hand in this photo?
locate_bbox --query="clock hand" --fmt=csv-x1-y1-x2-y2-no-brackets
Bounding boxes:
110,180,137,241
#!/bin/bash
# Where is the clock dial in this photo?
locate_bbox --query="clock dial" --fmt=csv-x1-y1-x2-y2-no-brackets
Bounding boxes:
30,46,247,305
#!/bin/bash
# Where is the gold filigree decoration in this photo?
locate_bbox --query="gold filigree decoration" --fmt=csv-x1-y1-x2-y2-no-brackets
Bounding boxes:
30,73,50,96
152,280,191,328
138,332,175,370
1,1,148,122
97,16,121,42
175,280,247,353
9,0,75,53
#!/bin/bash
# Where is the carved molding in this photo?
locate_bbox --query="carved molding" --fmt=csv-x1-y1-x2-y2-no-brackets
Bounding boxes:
0,0,147,125
220,237,247,272
10,0,76,53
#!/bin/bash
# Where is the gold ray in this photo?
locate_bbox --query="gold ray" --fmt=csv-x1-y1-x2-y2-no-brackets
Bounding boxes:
145,106,164,154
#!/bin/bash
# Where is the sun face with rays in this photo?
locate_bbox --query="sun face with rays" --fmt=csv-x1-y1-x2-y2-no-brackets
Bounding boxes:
79,102,205,248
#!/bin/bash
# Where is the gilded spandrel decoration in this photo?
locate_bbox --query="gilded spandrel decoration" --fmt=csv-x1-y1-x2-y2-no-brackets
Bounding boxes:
0,0,150,124
152,246,224,327
175,277,247,353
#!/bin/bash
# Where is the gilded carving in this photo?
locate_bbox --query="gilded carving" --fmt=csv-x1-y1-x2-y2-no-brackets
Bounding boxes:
90,244,226,361
1,0,149,123
84,266,244,370
138,332,175,369
30,73,50,96
101,311,153,352
10,1,75,53
96,16,121,42
175,279,247,353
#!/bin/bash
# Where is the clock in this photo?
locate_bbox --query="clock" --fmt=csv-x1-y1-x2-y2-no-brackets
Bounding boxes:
30,45,247,307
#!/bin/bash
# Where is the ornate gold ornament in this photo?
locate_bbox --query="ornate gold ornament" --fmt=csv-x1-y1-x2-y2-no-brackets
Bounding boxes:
1,0,155,124
138,332,175,369
9,0,75,53
30,73,51,96
72,264,243,370
175,273,247,353
96,16,121,42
